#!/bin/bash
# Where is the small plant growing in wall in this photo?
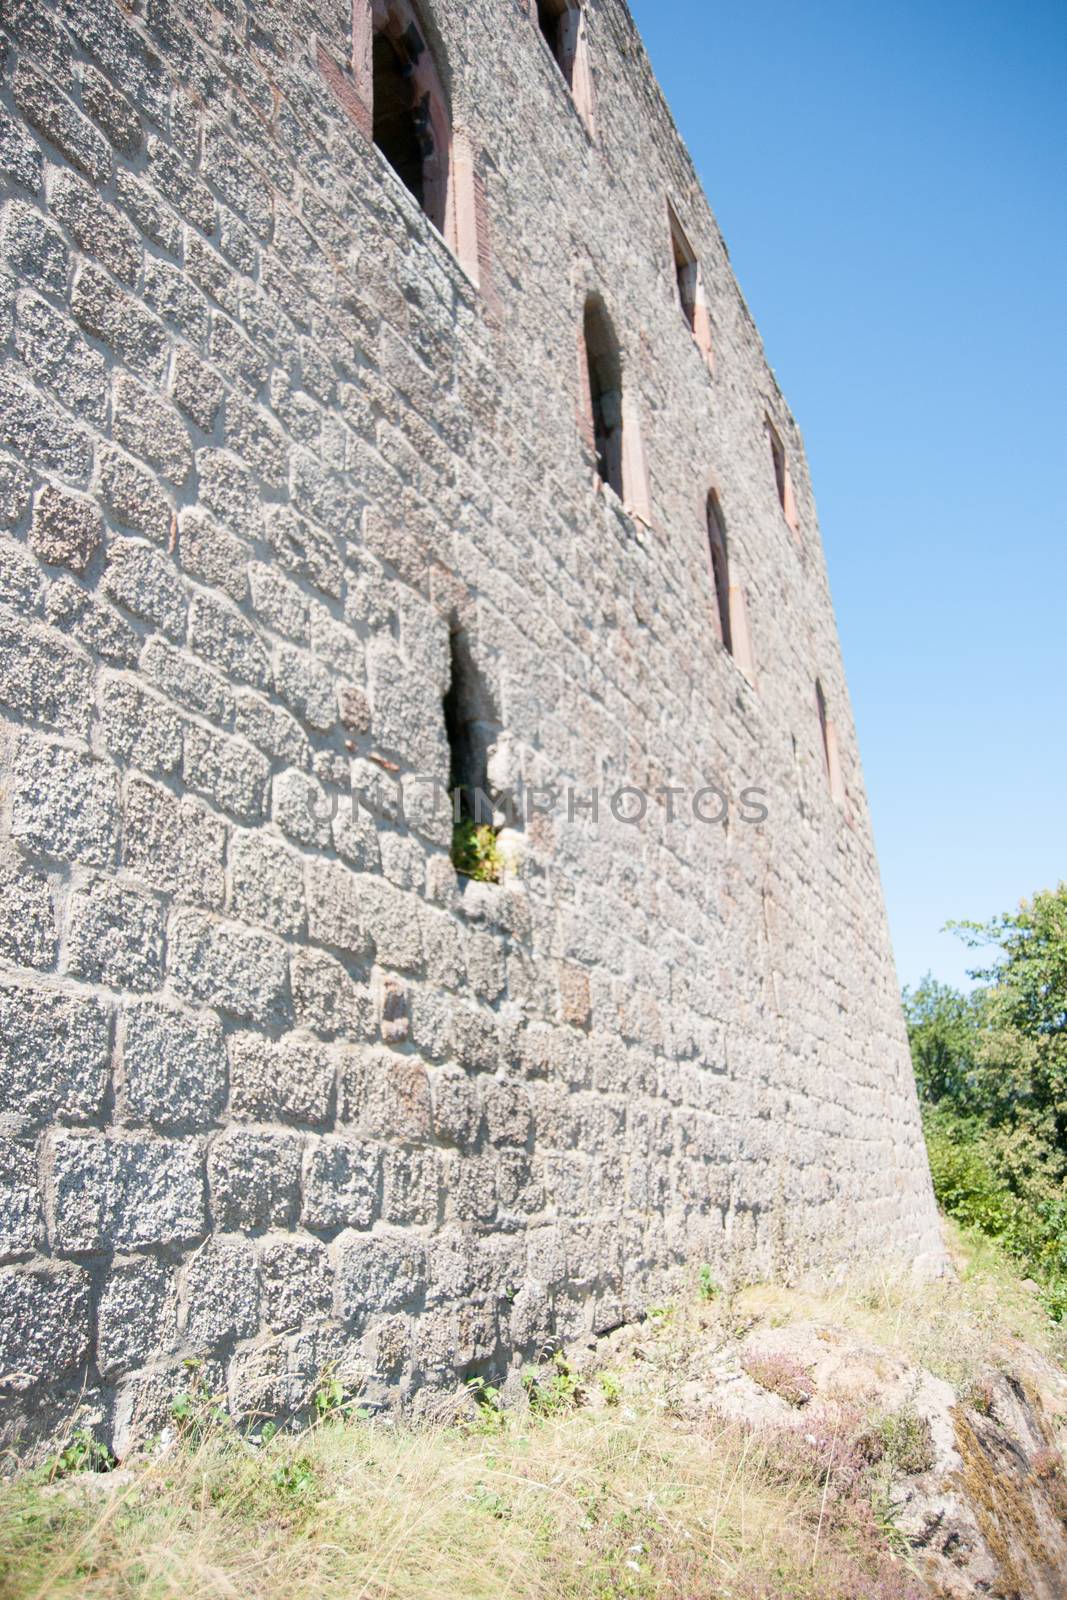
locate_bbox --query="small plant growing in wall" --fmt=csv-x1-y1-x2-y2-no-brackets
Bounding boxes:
452,818,506,883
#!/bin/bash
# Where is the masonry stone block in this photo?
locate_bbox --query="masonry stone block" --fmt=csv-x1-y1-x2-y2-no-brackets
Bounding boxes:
0,1263,90,1390
273,642,336,733
336,1232,426,1321
96,1256,172,1379
0,458,33,529
0,537,42,613
0,845,57,969
0,198,67,293
102,540,186,638
265,504,343,599
291,947,375,1044
97,446,172,545
259,1237,333,1333
47,166,139,283
340,1048,432,1143
79,63,142,155
49,1133,205,1252
382,1147,441,1227
0,370,91,481
30,485,102,573
306,858,373,961
113,374,192,486
189,594,270,689
65,877,165,992
72,262,169,382
236,693,310,771
169,909,289,1026
171,345,225,433
0,972,111,1126
46,577,140,668
141,637,234,725
271,768,332,849
0,106,41,191
13,62,110,183
301,1136,380,1233
9,736,119,866
101,680,183,777
177,509,249,604
208,1129,303,1232
121,1000,226,1130
249,561,310,644
0,1138,43,1257
183,723,271,822
180,1238,259,1349
229,1031,335,1127
228,832,303,939
14,291,107,422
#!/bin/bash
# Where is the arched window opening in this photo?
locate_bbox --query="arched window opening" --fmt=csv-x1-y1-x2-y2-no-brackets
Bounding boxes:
537,0,577,87
767,418,800,535
370,2,450,234
583,298,623,498
706,493,732,654
372,30,426,208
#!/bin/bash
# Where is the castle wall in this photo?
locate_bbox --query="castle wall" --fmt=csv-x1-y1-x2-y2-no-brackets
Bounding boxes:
0,0,941,1450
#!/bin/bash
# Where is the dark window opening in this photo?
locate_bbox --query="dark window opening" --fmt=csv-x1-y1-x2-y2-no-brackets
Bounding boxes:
537,0,575,86
584,298,623,497
707,493,732,654
816,679,831,781
672,226,697,334
769,425,788,512
373,29,429,209
443,628,497,826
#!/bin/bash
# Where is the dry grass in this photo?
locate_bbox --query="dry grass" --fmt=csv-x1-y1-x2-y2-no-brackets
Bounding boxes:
0,1224,1060,1600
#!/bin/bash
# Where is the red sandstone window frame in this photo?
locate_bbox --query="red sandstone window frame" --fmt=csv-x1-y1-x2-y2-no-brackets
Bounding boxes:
577,295,653,527
815,678,846,806
527,0,597,136
705,490,755,681
318,0,491,293
766,417,800,537
667,202,714,373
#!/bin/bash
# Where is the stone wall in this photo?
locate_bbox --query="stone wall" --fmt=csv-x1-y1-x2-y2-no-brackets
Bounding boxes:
0,0,941,1452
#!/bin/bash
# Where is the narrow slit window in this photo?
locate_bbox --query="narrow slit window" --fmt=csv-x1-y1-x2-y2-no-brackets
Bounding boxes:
815,678,845,804
583,297,623,498
444,629,495,826
707,493,732,654
769,424,788,513
371,5,450,234
667,203,714,367
672,224,698,334
372,30,426,208
767,418,799,533
536,0,576,87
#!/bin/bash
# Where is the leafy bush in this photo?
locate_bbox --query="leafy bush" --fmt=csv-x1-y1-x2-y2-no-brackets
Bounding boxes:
904,884,1067,1319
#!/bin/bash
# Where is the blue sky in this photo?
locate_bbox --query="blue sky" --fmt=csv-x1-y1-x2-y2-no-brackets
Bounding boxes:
629,0,1067,992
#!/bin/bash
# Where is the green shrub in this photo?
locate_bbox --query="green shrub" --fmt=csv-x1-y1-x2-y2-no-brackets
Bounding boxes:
451,820,505,883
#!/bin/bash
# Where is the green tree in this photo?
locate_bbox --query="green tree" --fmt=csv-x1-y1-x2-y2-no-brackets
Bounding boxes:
904,884,1067,1318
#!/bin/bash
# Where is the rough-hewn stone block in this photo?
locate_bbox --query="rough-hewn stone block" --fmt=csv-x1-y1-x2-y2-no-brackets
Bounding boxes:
9,736,119,866
49,1133,205,1252
208,1130,303,1232
0,1263,90,1390
229,1032,335,1127
169,909,289,1026
0,1138,43,1256
121,1001,226,1130
65,877,165,992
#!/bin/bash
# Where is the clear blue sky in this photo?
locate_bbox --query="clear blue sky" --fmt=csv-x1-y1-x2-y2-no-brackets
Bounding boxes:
630,0,1067,992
